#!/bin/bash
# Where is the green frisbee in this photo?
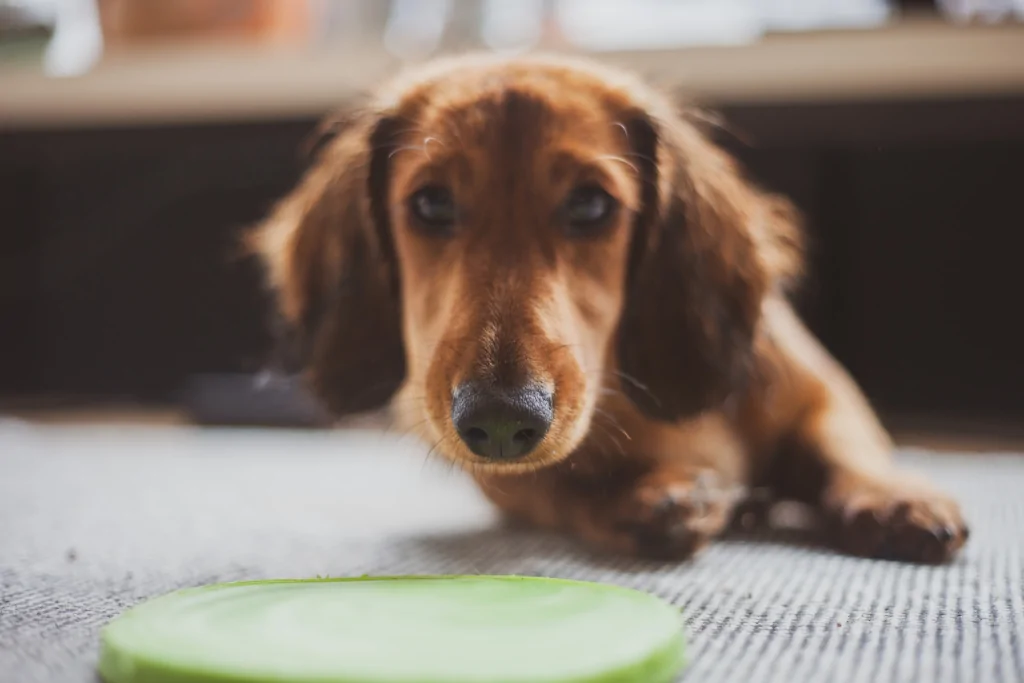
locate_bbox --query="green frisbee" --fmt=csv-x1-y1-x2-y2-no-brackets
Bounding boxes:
98,575,685,683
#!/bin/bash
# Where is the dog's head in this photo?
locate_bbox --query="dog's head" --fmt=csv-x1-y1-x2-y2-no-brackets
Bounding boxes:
249,54,802,472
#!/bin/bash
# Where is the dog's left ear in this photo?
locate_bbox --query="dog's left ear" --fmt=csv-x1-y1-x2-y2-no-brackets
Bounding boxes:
616,108,803,421
245,110,407,417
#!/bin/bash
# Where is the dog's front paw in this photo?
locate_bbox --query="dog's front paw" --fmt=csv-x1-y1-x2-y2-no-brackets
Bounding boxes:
602,469,739,561
826,474,969,564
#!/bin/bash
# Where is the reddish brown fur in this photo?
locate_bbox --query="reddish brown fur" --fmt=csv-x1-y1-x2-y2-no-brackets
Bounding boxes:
249,53,968,563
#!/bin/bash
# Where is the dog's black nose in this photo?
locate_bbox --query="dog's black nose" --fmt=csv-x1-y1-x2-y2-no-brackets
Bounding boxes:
451,382,553,461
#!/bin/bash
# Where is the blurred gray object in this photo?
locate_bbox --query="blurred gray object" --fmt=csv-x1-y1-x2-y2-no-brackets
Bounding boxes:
937,0,1024,20
555,0,895,52
0,0,102,75
480,0,546,52
555,0,764,50
42,0,101,77
0,0,54,63
180,372,332,427
317,0,900,59
757,0,893,31
383,0,453,60
0,0,54,29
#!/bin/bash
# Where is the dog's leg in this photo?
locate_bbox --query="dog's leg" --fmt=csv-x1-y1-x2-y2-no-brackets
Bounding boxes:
476,465,736,560
475,416,747,560
602,463,744,560
766,304,969,563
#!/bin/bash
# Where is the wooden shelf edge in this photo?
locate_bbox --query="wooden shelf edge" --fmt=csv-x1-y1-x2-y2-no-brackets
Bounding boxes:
2,22,1023,129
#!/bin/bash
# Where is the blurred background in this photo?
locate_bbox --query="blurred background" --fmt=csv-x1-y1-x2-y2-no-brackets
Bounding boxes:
1,0,1022,446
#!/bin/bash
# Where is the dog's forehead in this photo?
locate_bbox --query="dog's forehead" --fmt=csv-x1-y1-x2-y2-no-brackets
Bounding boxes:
389,61,639,150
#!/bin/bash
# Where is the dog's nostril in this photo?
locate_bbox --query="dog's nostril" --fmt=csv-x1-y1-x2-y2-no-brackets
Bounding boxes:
513,428,536,445
465,427,489,444
451,382,553,461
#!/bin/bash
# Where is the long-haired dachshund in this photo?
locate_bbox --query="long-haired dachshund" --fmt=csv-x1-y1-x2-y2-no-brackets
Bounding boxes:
249,54,968,563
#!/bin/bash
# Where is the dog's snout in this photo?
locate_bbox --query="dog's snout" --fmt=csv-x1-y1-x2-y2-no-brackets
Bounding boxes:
451,382,553,461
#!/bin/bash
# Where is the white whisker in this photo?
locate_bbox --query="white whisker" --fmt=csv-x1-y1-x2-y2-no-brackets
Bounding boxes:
388,145,427,160
596,154,639,174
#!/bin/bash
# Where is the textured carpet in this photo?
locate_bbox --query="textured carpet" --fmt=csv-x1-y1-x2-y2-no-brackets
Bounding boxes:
2,419,1022,683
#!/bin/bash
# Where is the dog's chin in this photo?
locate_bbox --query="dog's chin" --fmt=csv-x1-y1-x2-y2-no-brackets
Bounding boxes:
427,420,590,476
442,448,571,476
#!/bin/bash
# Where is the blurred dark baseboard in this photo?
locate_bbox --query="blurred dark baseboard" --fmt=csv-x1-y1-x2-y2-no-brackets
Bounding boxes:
0,373,333,429
887,414,1024,450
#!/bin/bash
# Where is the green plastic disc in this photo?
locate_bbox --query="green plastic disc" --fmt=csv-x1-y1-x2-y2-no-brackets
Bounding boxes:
99,575,685,683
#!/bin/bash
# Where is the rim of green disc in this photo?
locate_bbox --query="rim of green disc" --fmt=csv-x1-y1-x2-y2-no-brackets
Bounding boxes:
98,575,686,683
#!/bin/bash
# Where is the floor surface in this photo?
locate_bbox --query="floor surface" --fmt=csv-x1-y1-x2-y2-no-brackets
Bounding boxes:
2,419,1022,682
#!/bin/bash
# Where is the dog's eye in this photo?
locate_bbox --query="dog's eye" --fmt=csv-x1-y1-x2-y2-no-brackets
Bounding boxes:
564,184,617,235
408,186,457,233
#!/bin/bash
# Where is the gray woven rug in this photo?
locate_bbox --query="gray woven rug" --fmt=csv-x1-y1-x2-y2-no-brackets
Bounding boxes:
1,419,1022,683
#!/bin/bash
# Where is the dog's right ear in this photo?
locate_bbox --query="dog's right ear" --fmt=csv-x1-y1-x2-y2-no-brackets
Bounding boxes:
615,106,802,422
246,111,406,417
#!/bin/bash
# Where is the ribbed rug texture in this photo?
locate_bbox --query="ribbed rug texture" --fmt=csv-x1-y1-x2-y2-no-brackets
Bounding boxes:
1,419,1022,682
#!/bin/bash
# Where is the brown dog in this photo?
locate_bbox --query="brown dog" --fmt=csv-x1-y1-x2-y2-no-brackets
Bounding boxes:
249,53,968,563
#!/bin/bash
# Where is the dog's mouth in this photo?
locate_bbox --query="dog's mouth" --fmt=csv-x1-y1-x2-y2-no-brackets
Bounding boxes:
421,376,599,474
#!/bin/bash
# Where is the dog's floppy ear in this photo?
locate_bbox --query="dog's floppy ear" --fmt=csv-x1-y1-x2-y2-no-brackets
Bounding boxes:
616,108,803,421
247,110,406,417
